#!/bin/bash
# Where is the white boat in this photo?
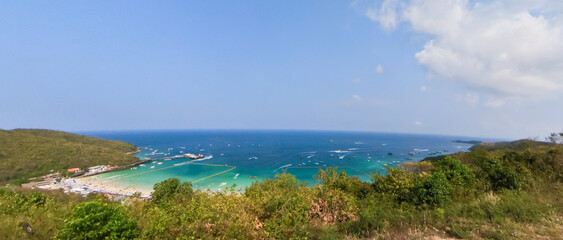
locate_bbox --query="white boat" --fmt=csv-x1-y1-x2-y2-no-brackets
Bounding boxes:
150,166,155,169
234,173,239,179
414,148,429,152
275,164,292,171
219,182,227,187
330,150,349,153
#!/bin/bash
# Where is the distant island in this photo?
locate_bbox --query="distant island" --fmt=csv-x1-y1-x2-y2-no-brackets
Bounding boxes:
452,139,482,145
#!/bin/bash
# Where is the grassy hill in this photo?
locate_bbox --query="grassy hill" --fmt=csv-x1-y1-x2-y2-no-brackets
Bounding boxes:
0,129,139,184
0,137,561,239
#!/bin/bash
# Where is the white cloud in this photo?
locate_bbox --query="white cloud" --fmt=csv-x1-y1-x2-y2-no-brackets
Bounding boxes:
367,0,563,102
461,92,480,107
375,64,384,74
366,0,401,30
352,94,363,102
420,85,427,92
414,121,422,126
484,98,505,108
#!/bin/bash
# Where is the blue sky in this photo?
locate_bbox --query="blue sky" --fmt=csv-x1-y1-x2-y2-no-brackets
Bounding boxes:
1,0,562,139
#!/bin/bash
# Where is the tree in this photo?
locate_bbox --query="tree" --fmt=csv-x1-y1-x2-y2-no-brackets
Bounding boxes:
412,171,452,206
480,158,522,191
546,131,563,144
433,156,476,191
245,173,311,239
55,200,139,240
151,178,193,206
371,166,417,202
315,167,373,199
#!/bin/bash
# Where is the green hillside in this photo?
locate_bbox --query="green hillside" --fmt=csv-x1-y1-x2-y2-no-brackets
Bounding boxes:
0,138,561,239
0,129,138,184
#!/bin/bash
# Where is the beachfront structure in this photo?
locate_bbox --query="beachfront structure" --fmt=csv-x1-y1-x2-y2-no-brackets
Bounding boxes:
87,165,105,171
67,168,80,172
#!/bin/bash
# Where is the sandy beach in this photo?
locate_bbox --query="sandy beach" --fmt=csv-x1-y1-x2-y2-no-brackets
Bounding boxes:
73,176,153,198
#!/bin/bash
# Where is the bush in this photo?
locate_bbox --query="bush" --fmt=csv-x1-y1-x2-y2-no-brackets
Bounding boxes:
433,156,476,197
479,158,522,191
55,200,139,240
315,167,374,199
139,192,265,239
308,187,358,226
371,166,417,203
151,178,193,206
245,173,311,239
0,189,47,215
347,194,419,237
411,171,452,207
434,156,475,185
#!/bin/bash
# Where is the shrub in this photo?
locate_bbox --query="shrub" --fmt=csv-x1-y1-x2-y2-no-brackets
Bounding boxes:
346,194,419,237
0,189,47,215
479,158,522,191
308,187,358,226
151,178,193,206
139,192,265,239
55,200,139,240
433,156,476,197
245,173,311,239
315,167,373,199
371,166,417,203
411,171,452,207
402,161,434,174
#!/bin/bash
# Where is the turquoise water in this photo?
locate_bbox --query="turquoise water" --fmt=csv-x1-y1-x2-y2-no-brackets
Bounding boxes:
83,130,486,192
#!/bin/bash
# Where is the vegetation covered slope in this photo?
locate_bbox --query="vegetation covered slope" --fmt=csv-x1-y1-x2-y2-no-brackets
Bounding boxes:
0,139,561,239
0,129,138,184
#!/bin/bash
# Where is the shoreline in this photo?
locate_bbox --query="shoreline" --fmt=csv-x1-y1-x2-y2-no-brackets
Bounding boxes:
77,159,151,178
22,138,481,199
73,176,153,198
34,149,468,200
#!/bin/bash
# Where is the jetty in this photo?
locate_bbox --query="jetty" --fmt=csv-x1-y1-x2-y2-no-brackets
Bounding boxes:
148,153,205,161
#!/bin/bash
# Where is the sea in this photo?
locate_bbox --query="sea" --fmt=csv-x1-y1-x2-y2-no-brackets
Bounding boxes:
81,130,492,192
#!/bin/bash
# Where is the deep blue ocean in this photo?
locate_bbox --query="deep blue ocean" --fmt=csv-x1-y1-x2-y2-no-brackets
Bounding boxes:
81,130,490,192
